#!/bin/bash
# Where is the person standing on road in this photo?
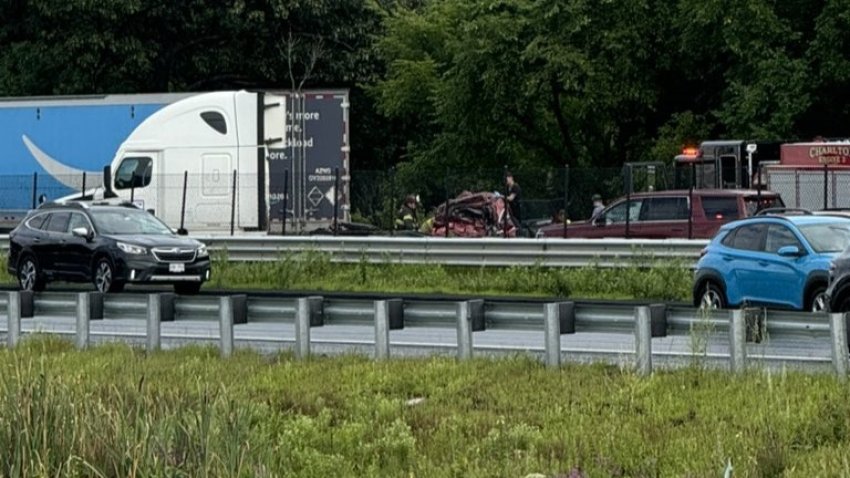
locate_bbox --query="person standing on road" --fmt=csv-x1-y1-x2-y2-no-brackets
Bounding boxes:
590,194,605,220
505,171,522,226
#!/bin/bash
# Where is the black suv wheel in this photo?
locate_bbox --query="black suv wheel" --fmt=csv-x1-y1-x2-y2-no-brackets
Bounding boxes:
17,255,45,292
93,258,125,293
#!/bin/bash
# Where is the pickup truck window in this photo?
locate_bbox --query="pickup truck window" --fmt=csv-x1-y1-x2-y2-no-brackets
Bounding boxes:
641,197,688,221
702,196,738,219
114,157,153,190
603,199,643,224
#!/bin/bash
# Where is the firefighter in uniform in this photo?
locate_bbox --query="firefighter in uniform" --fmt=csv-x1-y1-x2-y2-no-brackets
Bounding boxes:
395,195,420,230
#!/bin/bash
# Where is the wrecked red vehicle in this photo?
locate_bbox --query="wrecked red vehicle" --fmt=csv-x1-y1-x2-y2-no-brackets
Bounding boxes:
428,191,517,237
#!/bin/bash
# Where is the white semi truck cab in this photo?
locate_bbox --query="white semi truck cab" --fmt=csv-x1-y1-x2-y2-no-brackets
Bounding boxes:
98,90,286,232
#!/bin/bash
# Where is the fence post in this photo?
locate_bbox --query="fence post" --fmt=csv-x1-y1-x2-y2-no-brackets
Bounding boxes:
456,301,474,360
76,292,90,350
281,169,289,235
147,294,162,352
824,164,829,209
81,171,86,196
374,300,391,360
634,306,652,375
562,165,569,238
31,172,38,209
730,309,746,373
544,303,562,368
179,171,188,233
829,312,849,379
7,292,21,348
295,297,314,359
333,167,340,236
219,296,234,358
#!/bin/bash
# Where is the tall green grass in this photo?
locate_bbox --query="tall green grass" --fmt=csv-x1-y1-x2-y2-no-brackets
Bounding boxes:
206,250,692,301
2,337,850,477
0,250,692,300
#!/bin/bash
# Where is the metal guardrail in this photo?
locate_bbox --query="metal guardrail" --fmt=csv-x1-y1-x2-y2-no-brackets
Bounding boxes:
1,291,848,375
0,234,707,267
196,236,708,267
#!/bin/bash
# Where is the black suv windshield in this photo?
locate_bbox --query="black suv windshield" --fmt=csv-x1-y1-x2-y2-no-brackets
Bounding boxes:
90,209,173,235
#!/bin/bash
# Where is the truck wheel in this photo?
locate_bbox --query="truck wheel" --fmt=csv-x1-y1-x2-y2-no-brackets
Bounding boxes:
93,258,124,293
834,293,850,313
698,282,726,310
174,282,202,295
17,255,45,292
806,285,827,312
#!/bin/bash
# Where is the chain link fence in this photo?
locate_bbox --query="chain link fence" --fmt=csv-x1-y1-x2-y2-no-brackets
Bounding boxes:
4,164,845,235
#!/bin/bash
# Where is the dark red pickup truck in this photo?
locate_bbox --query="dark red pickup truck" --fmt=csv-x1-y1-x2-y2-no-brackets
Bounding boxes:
536,189,784,239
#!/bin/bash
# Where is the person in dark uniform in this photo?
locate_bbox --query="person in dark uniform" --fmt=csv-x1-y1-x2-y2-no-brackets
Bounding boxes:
505,171,522,225
395,194,420,230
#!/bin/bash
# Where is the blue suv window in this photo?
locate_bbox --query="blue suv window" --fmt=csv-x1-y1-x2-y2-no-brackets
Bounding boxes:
723,223,766,251
765,224,801,253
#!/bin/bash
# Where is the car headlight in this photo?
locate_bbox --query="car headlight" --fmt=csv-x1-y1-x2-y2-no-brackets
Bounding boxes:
197,244,209,258
116,241,147,255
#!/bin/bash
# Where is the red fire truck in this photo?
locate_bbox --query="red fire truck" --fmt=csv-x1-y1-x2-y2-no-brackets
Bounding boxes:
673,139,850,210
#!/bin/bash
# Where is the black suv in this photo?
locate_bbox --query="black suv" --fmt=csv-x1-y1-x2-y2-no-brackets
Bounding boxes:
7,201,211,294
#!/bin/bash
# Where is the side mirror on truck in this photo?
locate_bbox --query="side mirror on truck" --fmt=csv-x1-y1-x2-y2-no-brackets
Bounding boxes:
102,165,117,199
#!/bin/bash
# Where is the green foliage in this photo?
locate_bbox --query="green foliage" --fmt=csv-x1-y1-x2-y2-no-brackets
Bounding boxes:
204,252,691,300
2,338,850,476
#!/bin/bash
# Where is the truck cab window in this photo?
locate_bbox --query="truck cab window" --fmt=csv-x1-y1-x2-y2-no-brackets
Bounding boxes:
114,157,153,190
201,111,227,134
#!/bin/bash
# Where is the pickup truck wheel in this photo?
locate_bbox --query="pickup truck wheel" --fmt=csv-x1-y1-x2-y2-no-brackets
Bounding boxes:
17,255,45,292
806,285,827,313
698,282,726,310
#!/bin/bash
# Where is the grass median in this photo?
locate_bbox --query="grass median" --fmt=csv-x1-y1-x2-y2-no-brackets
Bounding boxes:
0,251,693,301
1,337,849,477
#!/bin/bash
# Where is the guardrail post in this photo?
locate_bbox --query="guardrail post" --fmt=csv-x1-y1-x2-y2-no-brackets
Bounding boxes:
544,303,562,368
829,312,849,379
147,294,162,352
7,292,21,348
634,306,652,376
374,300,391,360
219,296,234,358
744,307,765,343
20,290,34,318
231,294,248,324
295,297,314,359
88,292,104,320
560,301,576,334
468,299,485,332
730,309,746,373
76,292,90,350
457,301,475,360
650,303,667,338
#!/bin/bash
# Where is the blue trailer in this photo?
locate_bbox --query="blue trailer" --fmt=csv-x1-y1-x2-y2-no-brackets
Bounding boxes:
0,90,350,233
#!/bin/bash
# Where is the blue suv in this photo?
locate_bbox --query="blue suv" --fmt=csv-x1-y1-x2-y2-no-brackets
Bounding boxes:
693,210,850,311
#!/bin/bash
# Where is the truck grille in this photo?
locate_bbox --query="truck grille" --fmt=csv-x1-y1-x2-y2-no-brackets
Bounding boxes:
152,247,196,263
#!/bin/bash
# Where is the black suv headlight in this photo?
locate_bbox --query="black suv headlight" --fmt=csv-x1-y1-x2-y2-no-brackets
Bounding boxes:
117,241,147,255
197,244,209,258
